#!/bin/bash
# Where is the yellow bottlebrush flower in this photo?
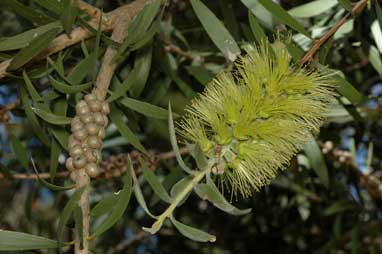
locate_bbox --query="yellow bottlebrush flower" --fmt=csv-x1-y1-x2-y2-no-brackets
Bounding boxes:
178,40,336,198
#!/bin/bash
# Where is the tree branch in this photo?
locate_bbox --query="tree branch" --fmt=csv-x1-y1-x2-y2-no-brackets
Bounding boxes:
0,0,152,80
300,0,369,65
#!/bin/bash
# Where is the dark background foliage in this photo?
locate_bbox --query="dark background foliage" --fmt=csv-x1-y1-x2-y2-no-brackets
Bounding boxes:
1,0,382,253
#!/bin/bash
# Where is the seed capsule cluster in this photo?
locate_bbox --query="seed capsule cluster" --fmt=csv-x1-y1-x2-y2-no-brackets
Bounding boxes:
66,94,109,178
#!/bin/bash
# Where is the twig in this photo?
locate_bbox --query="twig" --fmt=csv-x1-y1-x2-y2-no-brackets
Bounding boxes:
0,0,151,80
300,0,369,65
0,99,20,122
0,147,187,181
320,141,382,199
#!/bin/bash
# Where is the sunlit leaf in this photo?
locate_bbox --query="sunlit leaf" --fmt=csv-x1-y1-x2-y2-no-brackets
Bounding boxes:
0,230,58,251
10,134,29,170
109,103,147,154
194,183,252,215
91,171,132,237
142,160,172,203
190,0,240,61
8,27,61,71
170,216,216,243
303,137,329,188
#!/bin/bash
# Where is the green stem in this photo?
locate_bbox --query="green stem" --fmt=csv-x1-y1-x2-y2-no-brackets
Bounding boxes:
148,169,208,233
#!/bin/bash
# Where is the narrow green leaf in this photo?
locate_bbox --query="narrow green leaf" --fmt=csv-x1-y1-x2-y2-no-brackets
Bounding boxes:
190,0,240,61
376,1,382,36
67,52,97,85
129,18,160,51
194,183,251,215
31,159,75,191
119,97,171,120
73,206,83,246
32,107,72,125
129,46,153,98
162,54,196,99
8,27,61,71
170,176,193,206
91,172,132,237
0,21,62,51
61,0,79,35
170,217,216,243
116,0,161,57
19,87,50,146
51,127,69,150
323,201,353,216
185,66,214,86
333,74,365,105
130,156,157,218
288,0,337,18
109,103,147,154
368,45,382,76
0,230,58,251
33,0,62,14
90,194,119,217
49,76,92,94
49,138,60,179
248,12,267,44
285,41,304,61
22,71,43,102
10,134,29,170
219,0,240,39
142,160,172,203
189,143,208,170
303,137,329,188
168,103,193,174
0,163,13,180
337,0,353,12
2,0,54,25
58,187,86,241
257,0,310,37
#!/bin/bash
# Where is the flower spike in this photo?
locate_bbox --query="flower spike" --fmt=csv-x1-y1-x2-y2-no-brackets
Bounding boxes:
179,40,336,198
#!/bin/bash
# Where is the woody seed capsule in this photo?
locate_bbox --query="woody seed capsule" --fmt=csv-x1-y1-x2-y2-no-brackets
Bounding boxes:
101,102,110,114
93,112,105,126
98,128,105,139
76,105,90,115
88,100,102,112
80,114,94,124
73,129,88,141
87,136,102,149
68,136,80,148
84,149,101,163
70,145,83,157
85,123,99,135
73,155,87,169
85,94,97,103
85,163,99,177
66,157,75,171
71,121,84,132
